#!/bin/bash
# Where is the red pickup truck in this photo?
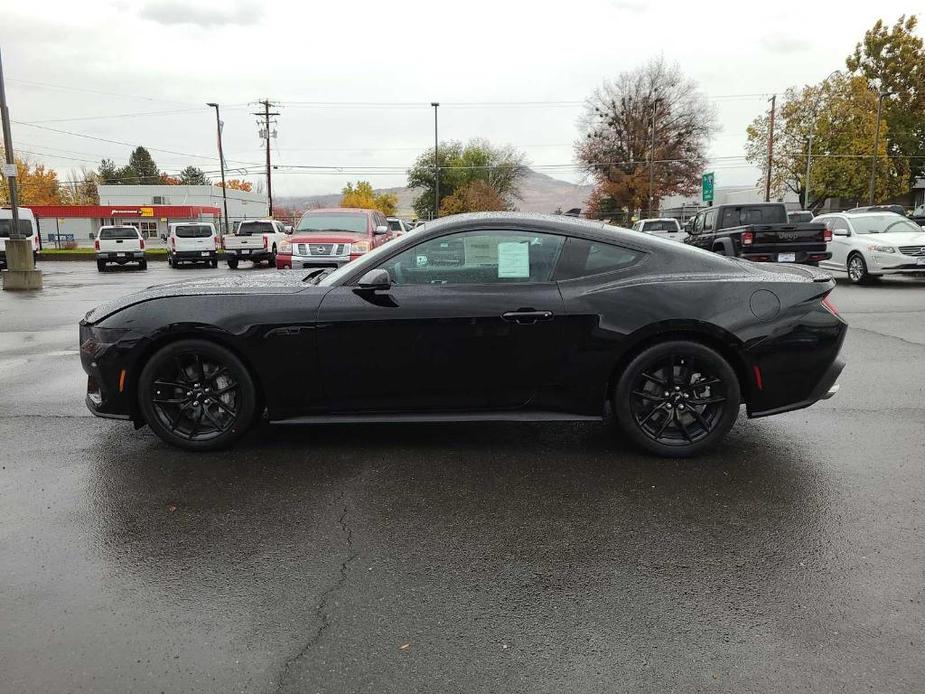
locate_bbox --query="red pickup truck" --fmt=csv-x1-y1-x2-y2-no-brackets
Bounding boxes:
277,208,395,270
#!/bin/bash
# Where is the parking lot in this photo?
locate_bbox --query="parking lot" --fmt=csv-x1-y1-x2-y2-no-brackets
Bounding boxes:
1,261,923,692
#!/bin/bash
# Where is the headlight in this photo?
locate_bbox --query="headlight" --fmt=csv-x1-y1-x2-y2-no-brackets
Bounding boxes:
80,325,129,360
351,241,370,255
279,240,292,254
868,244,896,253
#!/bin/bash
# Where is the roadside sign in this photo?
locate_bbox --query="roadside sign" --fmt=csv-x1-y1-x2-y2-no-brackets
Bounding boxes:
702,172,714,202
2,163,17,177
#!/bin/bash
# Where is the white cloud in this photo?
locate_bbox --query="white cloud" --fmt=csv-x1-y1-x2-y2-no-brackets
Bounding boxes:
138,0,262,27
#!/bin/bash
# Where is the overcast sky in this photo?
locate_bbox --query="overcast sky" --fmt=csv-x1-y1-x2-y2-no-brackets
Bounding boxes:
2,0,921,199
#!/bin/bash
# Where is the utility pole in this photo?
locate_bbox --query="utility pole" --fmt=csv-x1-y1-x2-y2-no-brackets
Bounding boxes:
207,103,230,235
804,127,813,211
648,90,659,218
253,99,279,216
765,95,776,202
868,91,888,206
431,102,439,220
1,45,41,290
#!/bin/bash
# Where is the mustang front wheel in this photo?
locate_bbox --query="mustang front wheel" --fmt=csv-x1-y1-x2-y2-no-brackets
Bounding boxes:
614,340,740,457
138,339,256,451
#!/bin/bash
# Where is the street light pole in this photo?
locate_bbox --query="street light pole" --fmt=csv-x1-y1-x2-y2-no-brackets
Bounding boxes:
206,103,230,235
765,94,776,202
804,128,813,211
868,91,887,206
431,102,439,220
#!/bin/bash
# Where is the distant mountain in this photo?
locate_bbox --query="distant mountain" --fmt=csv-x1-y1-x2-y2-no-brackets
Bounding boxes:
275,169,594,219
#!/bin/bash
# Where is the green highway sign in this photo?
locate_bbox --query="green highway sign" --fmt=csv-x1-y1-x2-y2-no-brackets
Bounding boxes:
702,172,714,202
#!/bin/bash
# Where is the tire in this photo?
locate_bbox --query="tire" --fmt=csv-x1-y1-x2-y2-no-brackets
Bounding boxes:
847,252,878,285
269,245,277,267
137,339,256,451
227,257,239,269
96,260,106,272
140,259,148,270
613,340,741,458
210,257,218,268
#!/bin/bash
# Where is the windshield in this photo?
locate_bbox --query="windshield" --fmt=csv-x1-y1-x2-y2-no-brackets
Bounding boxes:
852,215,922,234
643,220,679,232
297,213,368,234
388,219,403,231
0,220,35,238
99,227,139,240
174,225,212,238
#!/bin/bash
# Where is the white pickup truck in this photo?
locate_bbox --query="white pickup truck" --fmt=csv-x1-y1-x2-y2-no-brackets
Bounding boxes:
223,219,289,269
95,225,147,272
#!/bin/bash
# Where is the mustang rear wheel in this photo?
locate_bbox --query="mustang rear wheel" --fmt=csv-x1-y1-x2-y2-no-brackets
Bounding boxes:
614,340,740,457
138,339,256,451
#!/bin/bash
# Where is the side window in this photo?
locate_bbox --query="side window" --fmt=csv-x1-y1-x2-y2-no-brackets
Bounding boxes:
692,213,704,233
703,209,716,232
554,237,643,281
375,230,565,286
830,218,849,233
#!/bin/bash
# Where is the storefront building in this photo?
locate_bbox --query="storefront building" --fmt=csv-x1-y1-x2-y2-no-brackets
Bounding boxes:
27,205,221,247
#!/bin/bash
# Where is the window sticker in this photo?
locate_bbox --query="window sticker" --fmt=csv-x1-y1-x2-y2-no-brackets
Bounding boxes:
497,242,530,278
416,254,428,267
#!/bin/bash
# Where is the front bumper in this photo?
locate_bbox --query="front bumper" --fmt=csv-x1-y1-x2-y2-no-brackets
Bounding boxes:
277,253,355,269
867,252,925,273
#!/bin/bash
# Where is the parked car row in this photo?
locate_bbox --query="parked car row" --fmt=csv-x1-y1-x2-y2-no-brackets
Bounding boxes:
629,203,925,285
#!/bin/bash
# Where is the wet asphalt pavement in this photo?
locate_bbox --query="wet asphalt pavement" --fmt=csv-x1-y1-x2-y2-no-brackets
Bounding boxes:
1,261,923,693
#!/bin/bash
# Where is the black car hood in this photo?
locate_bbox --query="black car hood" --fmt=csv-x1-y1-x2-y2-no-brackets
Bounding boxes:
84,271,312,324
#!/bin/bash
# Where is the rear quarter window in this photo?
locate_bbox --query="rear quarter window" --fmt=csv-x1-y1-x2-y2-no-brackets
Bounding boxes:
554,238,642,280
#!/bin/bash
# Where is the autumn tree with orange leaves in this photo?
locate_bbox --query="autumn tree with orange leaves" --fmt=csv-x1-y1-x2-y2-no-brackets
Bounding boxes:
0,154,65,205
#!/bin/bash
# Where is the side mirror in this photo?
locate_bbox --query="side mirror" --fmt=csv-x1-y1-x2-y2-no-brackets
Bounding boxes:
374,224,389,235
833,228,849,237
356,268,391,290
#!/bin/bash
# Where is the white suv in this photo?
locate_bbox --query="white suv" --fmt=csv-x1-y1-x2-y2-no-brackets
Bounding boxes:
814,212,925,284
167,222,218,268
95,225,147,272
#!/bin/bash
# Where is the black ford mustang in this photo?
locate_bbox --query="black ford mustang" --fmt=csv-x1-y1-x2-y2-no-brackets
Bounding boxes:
79,213,846,457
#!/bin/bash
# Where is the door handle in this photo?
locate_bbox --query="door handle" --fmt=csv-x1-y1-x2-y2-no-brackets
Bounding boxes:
501,310,554,325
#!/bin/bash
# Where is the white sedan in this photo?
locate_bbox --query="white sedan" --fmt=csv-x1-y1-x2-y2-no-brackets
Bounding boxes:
814,212,925,284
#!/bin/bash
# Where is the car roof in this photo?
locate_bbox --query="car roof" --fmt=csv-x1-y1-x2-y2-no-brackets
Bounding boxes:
820,211,906,218
303,208,374,215
239,218,277,223
412,212,681,253
639,218,679,223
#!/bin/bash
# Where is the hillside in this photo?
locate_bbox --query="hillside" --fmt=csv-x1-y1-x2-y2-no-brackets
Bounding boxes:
275,169,593,218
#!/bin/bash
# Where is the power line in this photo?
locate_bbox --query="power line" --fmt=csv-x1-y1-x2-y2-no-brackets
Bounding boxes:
5,77,198,106
10,120,260,164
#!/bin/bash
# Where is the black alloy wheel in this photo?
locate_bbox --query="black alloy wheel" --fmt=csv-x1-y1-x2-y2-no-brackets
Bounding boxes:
614,340,740,457
138,339,256,450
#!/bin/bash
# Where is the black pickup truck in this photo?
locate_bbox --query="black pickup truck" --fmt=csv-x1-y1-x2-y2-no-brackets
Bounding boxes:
684,203,831,266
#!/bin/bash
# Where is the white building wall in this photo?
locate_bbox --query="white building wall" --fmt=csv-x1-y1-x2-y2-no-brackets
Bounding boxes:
98,185,270,223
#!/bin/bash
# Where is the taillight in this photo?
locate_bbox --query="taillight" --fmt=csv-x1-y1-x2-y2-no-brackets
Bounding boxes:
823,228,832,243
140,237,145,250
94,238,100,251
170,236,176,250
821,294,839,317
741,229,754,246
263,235,268,250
